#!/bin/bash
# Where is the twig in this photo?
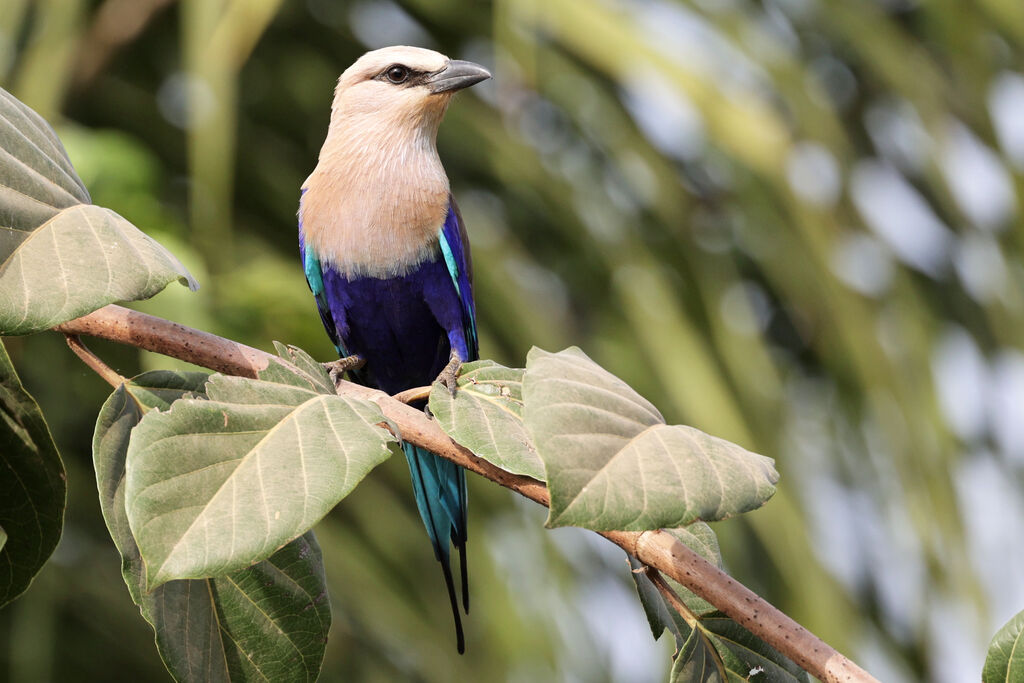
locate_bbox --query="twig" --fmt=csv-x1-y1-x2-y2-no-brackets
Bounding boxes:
646,567,698,629
63,334,126,388
54,304,879,683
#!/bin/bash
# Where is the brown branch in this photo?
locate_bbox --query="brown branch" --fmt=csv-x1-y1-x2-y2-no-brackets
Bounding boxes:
56,304,271,378
54,304,878,683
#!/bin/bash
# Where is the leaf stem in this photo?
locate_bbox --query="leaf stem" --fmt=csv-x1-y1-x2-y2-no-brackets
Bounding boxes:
55,304,879,683
63,333,126,388
646,567,698,630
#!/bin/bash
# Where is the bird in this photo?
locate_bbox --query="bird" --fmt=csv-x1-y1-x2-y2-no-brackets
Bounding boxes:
297,46,490,654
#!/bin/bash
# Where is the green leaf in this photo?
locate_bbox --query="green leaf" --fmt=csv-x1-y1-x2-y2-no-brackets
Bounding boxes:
125,366,396,589
0,338,65,607
630,525,721,643
628,525,808,683
93,371,331,682
268,342,336,395
0,87,197,335
670,614,811,683
522,347,778,530
672,626,732,683
429,360,545,480
984,609,1024,683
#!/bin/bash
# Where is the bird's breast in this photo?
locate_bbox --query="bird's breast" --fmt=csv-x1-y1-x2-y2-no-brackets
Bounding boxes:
299,194,449,277
300,153,450,277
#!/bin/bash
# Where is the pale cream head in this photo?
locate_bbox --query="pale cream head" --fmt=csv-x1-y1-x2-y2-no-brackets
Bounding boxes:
331,46,451,127
300,46,490,277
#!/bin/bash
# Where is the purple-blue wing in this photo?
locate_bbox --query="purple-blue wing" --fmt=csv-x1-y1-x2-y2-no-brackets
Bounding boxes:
435,195,476,626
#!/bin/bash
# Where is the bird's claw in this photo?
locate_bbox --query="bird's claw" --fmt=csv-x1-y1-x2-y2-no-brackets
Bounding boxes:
325,355,365,387
436,355,462,396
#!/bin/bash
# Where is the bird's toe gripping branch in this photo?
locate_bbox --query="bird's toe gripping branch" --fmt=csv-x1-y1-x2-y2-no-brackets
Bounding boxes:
436,352,462,396
325,354,365,387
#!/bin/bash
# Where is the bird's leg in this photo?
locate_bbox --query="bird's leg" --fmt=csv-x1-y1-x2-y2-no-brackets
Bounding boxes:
325,355,365,387
436,350,463,396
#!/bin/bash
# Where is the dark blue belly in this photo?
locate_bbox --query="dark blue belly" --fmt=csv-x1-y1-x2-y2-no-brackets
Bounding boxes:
321,257,456,395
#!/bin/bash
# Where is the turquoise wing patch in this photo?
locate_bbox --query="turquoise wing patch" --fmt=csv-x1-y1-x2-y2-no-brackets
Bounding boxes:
304,246,325,298
438,229,462,298
438,227,477,349
302,244,345,356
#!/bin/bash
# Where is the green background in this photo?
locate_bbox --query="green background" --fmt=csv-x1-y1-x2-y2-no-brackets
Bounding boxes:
3,0,1024,681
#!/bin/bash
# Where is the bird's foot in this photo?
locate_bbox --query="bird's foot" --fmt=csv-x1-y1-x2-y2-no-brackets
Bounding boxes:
325,355,365,387
436,353,463,396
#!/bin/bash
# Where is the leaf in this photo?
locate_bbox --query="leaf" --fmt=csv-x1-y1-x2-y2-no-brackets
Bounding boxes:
0,338,65,607
672,626,731,683
522,347,778,531
429,360,545,480
630,525,721,643
627,525,808,683
670,614,811,683
0,87,89,217
93,370,212,606
125,367,396,589
269,342,336,395
984,609,1024,683
93,371,331,682
0,87,197,335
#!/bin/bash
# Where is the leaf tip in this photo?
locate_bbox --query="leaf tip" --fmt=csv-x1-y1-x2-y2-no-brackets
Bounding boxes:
180,274,200,292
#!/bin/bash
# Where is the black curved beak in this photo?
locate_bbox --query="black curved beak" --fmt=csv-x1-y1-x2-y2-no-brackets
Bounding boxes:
427,60,491,94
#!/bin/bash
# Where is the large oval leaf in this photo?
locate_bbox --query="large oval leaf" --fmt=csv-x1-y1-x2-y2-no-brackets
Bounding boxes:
0,338,65,607
125,371,396,589
94,371,331,682
522,347,777,531
0,88,89,222
984,609,1024,683
0,87,197,335
429,360,544,480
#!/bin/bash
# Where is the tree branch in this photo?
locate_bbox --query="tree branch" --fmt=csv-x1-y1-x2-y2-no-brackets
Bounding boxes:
55,304,878,683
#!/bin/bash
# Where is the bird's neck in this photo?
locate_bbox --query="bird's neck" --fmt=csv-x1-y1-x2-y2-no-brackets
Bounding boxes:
300,114,450,278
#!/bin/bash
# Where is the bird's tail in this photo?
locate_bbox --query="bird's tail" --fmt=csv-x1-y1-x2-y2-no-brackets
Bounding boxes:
402,442,469,653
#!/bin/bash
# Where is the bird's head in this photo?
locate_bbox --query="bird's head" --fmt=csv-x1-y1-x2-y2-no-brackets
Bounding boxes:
328,46,490,136
302,46,489,270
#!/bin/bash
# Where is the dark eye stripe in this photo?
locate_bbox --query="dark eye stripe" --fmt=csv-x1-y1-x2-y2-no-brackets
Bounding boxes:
375,64,432,87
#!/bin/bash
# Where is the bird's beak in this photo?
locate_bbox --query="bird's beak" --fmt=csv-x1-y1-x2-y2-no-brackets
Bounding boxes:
426,60,491,94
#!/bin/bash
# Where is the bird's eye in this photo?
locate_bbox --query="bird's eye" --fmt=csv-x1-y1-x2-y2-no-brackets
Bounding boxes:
385,65,410,84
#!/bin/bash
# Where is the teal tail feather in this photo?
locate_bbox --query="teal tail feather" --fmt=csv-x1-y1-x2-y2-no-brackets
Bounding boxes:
402,442,469,653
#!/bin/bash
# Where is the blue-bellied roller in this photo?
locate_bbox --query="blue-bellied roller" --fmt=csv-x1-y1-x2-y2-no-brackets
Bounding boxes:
298,46,489,653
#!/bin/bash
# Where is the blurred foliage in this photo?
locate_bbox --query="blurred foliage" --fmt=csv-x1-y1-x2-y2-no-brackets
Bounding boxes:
2,0,1023,681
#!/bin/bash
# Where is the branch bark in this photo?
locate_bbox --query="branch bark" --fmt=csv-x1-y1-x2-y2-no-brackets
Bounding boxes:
55,303,878,683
